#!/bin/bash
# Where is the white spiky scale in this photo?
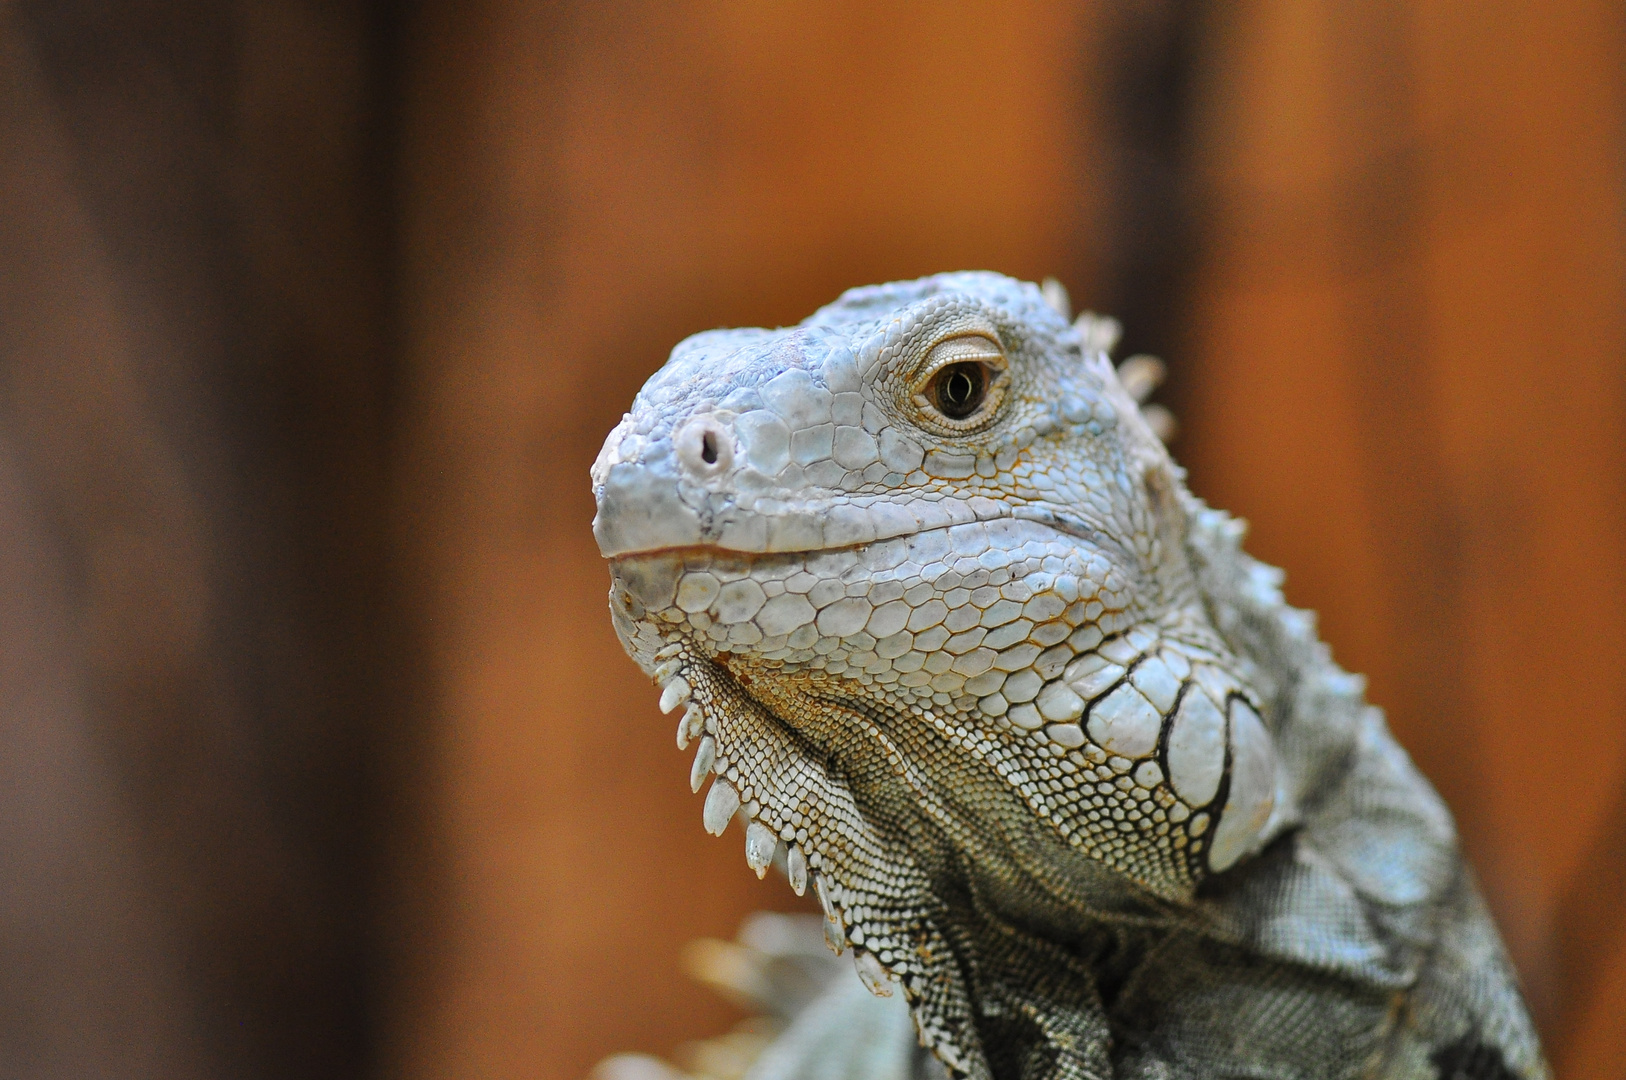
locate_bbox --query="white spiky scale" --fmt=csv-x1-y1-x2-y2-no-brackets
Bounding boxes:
786,845,808,895
744,821,778,877
658,676,691,714
702,778,739,836
853,951,893,997
690,736,715,793
814,874,845,955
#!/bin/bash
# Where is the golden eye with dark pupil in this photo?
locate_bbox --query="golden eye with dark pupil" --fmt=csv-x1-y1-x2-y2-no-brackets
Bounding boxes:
932,361,987,419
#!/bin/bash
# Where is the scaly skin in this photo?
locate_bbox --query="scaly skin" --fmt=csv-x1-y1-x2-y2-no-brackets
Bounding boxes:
591,273,1547,1080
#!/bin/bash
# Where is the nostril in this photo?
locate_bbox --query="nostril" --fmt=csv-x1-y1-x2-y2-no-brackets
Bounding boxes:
675,415,734,478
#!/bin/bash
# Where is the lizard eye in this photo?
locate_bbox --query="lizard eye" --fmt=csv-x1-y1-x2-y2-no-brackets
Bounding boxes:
931,362,987,418
911,334,1008,432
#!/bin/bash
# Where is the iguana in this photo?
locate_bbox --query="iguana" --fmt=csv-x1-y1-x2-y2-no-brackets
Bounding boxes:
590,273,1547,1080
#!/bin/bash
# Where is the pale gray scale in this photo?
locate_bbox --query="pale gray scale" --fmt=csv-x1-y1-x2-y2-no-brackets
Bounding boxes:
964,670,1006,696
976,543,1014,572
832,426,879,470
907,599,949,632
1190,662,1236,707
984,620,1034,650
877,428,924,473
950,649,997,678
1034,681,1084,722
1068,624,1104,652
1165,685,1226,807
830,391,863,425
734,409,792,475
760,368,832,429
756,592,817,637
1002,670,1043,704
1032,621,1071,647
869,580,906,604
1208,699,1278,872
1129,655,1183,714
1086,683,1162,758
808,579,845,608
784,570,818,594
1007,703,1041,729
875,631,914,659
821,502,875,545
1034,645,1073,680
995,643,1041,672
675,572,721,613
1066,655,1125,700
1022,593,1067,623
714,579,767,624
1158,646,1193,680
980,599,1025,628
1000,578,1035,602
790,423,836,465
904,526,953,565
804,458,846,487
1097,635,1140,665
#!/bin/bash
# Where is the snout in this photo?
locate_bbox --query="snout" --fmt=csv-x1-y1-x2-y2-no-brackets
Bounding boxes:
592,409,753,558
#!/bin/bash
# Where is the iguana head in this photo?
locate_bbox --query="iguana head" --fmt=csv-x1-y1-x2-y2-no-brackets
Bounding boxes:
592,273,1288,1077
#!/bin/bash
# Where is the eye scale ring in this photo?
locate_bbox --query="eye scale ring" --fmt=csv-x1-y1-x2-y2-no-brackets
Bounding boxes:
908,332,1009,433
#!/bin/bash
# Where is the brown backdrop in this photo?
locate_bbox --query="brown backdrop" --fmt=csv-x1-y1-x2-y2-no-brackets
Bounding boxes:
0,3,1620,1079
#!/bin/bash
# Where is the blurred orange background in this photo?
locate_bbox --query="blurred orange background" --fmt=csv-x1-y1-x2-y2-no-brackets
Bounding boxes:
0,2,1620,1079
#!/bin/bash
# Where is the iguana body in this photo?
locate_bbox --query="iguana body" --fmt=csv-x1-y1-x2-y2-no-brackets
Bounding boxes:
591,273,1546,1080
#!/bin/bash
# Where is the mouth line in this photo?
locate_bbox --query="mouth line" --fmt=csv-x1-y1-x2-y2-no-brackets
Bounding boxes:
607,502,1116,565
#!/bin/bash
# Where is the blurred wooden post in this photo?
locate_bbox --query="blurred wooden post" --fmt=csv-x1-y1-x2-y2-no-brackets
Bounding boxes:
1177,1,1626,1072
0,3,395,1077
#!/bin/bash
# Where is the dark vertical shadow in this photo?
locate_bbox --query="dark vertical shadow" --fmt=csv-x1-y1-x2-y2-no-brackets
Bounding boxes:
1090,0,1209,369
1550,774,1626,1066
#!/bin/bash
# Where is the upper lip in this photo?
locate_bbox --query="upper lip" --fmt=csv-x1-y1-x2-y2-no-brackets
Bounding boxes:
605,500,1119,563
